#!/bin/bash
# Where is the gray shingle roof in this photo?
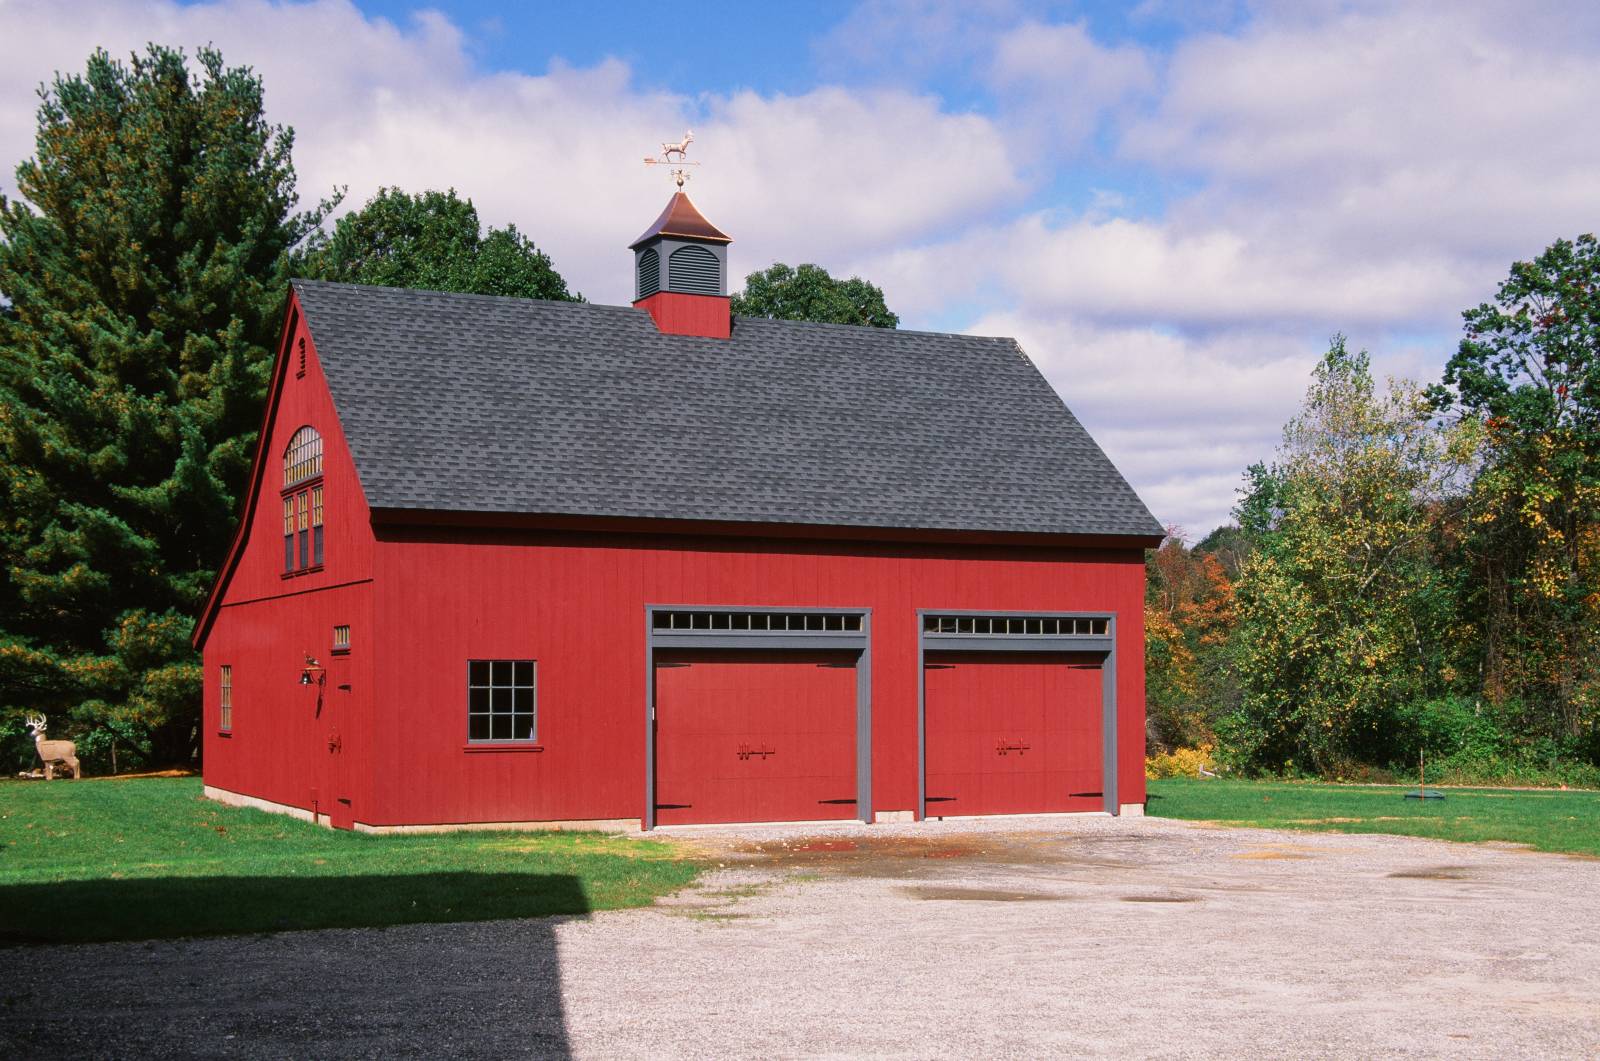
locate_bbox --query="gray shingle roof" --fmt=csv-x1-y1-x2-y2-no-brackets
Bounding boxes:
292,279,1162,539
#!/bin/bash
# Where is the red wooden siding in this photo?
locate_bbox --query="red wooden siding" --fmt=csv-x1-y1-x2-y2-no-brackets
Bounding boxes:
633,291,731,338
202,582,374,823
211,305,376,608
654,650,858,825
361,526,1146,828
924,652,1103,817
201,296,378,825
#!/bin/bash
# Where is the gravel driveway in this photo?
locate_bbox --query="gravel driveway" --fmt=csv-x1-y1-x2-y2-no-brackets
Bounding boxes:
4,814,1599,1058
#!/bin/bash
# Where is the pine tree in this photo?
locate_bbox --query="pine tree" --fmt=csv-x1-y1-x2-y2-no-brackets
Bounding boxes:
0,45,332,770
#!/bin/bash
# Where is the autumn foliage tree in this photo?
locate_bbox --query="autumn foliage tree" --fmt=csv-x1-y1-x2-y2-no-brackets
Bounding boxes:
1435,234,1600,744
1145,531,1237,750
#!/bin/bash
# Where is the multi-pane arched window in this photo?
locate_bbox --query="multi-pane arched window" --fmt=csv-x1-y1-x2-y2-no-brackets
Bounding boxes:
282,427,325,573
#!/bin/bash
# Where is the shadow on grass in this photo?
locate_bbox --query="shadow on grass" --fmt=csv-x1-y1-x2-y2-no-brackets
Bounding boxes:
0,870,591,945
0,872,587,1057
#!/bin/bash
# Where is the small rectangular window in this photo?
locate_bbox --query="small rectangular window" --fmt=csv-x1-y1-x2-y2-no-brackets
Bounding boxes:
467,659,536,743
332,625,350,653
220,665,233,731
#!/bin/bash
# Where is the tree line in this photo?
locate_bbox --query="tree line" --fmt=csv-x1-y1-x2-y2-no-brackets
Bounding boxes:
1149,237,1600,784
0,45,895,772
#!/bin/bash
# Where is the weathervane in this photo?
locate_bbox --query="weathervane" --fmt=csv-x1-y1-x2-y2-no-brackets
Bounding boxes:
643,129,700,189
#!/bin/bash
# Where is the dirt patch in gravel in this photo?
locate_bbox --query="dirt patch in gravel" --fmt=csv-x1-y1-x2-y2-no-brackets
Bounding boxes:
705,828,1168,878
1389,865,1475,880
899,884,1069,902
1231,845,1318,860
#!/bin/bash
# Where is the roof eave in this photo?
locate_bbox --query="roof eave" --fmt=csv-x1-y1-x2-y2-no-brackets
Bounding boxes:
369,505,1163,551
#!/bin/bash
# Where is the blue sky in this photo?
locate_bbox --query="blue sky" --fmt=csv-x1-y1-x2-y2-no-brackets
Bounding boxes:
5,1,1598,535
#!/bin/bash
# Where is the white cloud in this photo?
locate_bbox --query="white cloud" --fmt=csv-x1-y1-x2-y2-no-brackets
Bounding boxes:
0,0,1024,304
986,19,1154,148
1123,4,1600,262
862,212,1479,330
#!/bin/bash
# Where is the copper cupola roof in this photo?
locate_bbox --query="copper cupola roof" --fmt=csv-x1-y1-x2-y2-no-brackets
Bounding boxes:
629,192,732,249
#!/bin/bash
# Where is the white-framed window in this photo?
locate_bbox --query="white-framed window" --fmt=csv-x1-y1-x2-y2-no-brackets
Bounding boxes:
332,625,351,654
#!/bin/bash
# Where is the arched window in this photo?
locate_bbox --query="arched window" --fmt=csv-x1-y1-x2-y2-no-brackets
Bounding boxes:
668,245,720,294
284,426,323,486
282,427,325,573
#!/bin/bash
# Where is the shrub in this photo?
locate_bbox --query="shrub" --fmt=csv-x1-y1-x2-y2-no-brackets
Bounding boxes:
1146,744,1218,780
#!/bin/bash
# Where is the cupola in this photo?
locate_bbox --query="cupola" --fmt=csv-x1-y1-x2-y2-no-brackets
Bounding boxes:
630,191,732,339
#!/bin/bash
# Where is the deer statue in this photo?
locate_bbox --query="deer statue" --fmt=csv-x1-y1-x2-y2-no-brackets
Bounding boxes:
661,129,694,162
24,713,80,780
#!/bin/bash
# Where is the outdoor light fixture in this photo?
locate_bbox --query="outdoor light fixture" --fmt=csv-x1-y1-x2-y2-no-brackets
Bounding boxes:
300,655,325,686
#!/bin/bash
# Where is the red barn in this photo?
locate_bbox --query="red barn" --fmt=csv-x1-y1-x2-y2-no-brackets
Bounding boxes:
193,192,1163,831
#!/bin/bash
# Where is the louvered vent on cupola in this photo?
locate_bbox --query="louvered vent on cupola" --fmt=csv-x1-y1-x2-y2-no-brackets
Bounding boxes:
637,247,660,299
668,245,721,294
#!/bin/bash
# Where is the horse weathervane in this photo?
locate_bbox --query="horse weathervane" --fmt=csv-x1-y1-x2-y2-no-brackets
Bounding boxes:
643,129,699,189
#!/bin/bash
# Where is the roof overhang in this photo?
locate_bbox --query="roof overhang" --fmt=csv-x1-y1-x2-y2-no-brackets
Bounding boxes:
368,506,1164,552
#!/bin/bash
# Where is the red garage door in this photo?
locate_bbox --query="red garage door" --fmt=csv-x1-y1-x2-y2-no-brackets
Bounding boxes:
924,652,1102,817
654,650,858,826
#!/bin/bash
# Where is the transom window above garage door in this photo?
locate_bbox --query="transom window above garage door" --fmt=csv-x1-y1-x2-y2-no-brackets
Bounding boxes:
923,614,1108,637
652,610,863,633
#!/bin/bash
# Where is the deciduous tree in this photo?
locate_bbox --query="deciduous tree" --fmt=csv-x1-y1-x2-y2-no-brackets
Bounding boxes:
1436,234,1600,739
1225,340,1479,774
297,187,579,302
1145,530,1238,750
731,262,897,328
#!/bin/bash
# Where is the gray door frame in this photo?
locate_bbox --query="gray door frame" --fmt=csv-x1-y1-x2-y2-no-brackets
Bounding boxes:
917,609,1118,818
644,605,872,830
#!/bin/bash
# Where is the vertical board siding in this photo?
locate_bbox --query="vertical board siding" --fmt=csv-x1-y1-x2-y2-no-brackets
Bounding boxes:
654,649,859,825
365,527,1145,827
201,305,378,824
203,581,374,821
924,652,1103,816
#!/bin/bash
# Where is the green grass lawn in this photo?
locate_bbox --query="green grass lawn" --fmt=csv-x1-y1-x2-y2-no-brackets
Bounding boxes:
0,777,700,945
1148,778,1600,857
